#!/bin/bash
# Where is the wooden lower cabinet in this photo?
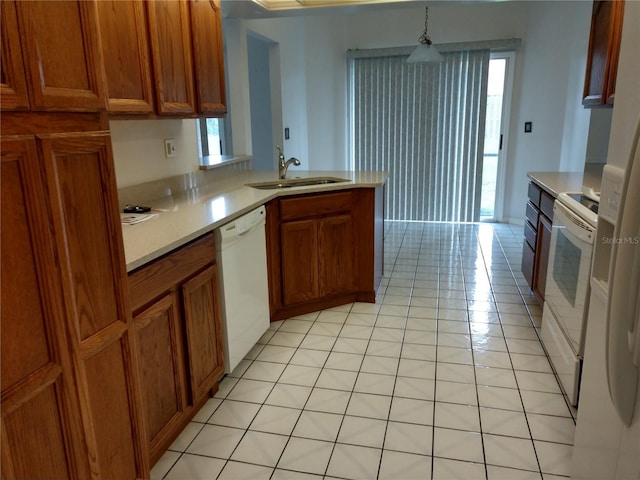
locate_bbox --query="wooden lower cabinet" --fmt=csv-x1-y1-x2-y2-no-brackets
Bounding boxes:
267,187,384,321
521,180,555,306
128,234,224,465
533,213,553,304
133,294,188,459
279,213,355,305
1,113,147,479
280,219,320,304
182,266,225,404
320,214,355,296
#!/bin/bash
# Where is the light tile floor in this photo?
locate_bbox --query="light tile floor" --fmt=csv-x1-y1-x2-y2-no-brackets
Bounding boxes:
152,222,577,480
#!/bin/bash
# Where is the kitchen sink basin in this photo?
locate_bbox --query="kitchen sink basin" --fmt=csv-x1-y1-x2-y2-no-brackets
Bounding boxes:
246,176,350,190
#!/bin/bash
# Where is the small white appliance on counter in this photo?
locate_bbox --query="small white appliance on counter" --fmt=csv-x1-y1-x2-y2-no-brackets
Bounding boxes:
540,191,598,406
215,206,270,374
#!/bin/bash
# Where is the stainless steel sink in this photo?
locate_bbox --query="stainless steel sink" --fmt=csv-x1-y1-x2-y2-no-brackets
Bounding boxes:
246,176,350,190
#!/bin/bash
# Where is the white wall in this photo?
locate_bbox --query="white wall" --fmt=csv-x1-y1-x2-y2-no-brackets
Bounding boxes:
304,16,349,170
586,109,613,164
226,1,594,222
504,1,592,221
110,1,596,223
110,119,200,188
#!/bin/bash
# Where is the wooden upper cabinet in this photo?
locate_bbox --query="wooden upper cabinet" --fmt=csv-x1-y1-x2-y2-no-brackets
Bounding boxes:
583,0,625,107
190,0,227,115
147,0,196,115
1,1,30,110
96,1,154,114
13,1,106,112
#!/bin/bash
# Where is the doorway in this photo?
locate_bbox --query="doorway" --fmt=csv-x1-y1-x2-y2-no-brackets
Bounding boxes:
247,32,282,171
480,53,515,222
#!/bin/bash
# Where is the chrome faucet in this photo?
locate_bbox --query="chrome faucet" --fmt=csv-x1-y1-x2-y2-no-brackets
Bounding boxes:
277,145,301,179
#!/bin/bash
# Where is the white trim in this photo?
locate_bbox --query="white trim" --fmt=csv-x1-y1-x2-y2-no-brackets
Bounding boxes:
492,50,516,223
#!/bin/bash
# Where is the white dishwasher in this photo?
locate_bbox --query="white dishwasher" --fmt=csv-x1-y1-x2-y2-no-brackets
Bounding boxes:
215,206,270,374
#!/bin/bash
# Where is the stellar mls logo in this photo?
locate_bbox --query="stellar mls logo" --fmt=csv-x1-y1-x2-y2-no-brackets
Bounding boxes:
602,236,640,245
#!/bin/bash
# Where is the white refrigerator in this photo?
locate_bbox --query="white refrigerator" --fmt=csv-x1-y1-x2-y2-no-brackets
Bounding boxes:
571,2,640,479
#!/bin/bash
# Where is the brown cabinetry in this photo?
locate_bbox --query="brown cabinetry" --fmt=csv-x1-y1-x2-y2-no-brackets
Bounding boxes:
583,0,625,107
1,0,106,112
189,0,227,115
0,1,30,110
521,181,554,306
1,2,148,476
267,187,385,321
128,233,224,465
97,0,227,116
95,0,154,114
1,114,147,480
146,0,195,115
1,137,89,480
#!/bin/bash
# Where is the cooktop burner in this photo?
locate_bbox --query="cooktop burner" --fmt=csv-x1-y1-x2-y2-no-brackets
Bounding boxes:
565,193,599,216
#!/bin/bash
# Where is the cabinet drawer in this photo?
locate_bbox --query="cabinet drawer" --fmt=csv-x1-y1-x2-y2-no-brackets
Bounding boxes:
540,191,555,221
280,191,353,220
129,233,216,311
528,182,541,207
524,220,537,251
525,201,539,228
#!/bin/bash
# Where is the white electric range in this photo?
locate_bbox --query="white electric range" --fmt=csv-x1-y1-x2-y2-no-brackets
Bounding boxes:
540,188,599,406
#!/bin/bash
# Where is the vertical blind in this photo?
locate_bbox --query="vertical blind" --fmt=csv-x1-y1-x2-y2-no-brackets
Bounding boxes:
351,50,490,222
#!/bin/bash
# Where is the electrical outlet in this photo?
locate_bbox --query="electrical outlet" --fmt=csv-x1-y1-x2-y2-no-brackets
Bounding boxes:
164,139,177,158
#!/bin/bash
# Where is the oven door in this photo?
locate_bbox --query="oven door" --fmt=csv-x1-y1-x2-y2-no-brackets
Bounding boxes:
544,200,595,356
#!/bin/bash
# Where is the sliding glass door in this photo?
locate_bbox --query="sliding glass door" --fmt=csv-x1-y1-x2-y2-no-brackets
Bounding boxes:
350,49,509,223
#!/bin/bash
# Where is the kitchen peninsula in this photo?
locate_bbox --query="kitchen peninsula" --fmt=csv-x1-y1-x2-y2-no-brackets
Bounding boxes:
120,170,387,273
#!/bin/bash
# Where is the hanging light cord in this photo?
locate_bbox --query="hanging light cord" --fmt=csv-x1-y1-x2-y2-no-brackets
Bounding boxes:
418,7,433,46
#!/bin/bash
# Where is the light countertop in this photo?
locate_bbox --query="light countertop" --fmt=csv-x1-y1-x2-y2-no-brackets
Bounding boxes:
527,168,603,198
121,170,388,272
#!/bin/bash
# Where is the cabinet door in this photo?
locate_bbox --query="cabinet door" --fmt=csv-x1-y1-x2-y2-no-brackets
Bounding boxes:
1,137,90,479
521,239,536,291
147,0,196,115
40,131,147,479
533,213,553,304
134,294,188,462
319,214,355,296
0,1,30,110
281,219,320,305
182,266,224,403
583,0,625,106
190,0,227,115
96,0,154,114
15,1,106,111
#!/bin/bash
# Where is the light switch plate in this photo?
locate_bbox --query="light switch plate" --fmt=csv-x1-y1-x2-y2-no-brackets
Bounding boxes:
164,138,177,158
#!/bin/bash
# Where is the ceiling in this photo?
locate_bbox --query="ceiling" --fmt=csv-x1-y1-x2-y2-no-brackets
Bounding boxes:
222,0,427,18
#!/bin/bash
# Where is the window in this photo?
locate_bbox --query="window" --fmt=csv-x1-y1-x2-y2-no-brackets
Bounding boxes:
198,117,231,157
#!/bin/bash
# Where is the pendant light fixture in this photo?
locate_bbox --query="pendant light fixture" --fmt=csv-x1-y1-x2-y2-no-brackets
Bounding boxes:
407,6,443,64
